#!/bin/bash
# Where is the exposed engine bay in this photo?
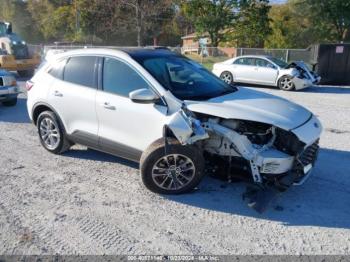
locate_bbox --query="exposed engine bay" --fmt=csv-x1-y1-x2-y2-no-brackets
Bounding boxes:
287,61,321,89
166,106,321,212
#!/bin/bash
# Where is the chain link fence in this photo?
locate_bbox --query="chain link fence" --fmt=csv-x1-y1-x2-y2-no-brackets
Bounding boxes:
237,48,312,64
27,44,313,71
180,46,313,70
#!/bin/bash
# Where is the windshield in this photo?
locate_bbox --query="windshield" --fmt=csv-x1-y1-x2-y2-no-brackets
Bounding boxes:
268,57,288,68
133,55,237,101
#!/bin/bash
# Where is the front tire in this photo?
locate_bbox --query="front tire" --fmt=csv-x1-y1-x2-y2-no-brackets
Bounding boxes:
140,138,205,194
37,111,71,154
2,97,17,107
278,76,295,91
220,71,234,85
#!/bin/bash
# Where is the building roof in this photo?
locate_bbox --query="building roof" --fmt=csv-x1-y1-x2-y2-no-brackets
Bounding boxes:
181,32,209,40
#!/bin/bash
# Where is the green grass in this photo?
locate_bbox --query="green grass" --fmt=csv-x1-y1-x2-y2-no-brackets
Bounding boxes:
185,54,228,71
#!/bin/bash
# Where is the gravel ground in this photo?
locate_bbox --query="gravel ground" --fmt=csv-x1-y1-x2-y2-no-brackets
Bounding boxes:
0,80,350,255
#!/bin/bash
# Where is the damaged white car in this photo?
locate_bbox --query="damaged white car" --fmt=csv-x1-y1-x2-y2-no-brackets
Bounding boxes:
27,48,322,212
212,55,321,91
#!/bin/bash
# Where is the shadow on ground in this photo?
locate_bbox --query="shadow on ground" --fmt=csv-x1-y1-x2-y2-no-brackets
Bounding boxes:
301,85,350,94
63,148,139,168
165,147,350,229
0,98,30,123
238,83,350,94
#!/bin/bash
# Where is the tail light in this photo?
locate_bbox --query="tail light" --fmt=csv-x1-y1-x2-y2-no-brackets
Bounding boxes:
26,80,34,91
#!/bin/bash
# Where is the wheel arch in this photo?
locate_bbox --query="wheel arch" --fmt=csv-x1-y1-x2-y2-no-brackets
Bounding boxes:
32,102,67,132
277,74,293,83
219,70,235,83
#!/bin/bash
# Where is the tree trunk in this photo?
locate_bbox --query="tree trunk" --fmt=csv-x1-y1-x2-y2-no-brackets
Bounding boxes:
153,37,158,46
210,33,219,56
135,0,143,47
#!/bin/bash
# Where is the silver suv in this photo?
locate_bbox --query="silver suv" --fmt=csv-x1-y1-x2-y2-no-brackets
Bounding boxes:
27,48,322,211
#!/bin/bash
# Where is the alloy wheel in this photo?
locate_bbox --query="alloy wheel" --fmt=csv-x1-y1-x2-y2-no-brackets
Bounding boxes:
280,77,294,90
151,154,196,191
221,72,232,84
39,117,61,150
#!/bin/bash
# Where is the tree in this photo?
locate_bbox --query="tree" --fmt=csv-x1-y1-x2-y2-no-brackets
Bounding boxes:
0,0,42,43
27,0,72,42
118,0,175,46
80,0,175,46
230,0,271,48
265,1,320,48
298,0,350,42
182,0,236,47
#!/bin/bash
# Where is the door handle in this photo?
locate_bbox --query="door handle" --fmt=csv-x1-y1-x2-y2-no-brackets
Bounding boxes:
54,90,63,97
102,102,116,110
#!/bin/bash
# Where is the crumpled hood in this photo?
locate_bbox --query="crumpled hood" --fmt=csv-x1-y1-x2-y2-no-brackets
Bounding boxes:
288,61,309,71
185,87,312,130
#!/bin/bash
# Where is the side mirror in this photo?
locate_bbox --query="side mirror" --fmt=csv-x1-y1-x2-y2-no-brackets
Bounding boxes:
129,88,160,104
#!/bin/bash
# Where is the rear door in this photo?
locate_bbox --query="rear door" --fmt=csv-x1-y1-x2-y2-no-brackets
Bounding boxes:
47,56,99,147
232,57,256,83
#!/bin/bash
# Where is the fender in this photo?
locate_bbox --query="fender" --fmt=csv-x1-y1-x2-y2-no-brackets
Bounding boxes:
31,102,68,133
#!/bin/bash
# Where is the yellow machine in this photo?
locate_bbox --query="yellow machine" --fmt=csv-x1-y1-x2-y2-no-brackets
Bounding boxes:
0,22,40,77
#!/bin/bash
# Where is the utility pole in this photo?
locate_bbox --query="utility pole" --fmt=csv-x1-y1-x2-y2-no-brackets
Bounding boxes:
75,0,80,41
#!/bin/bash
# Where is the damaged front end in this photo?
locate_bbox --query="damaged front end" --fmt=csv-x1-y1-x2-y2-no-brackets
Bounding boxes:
166,106,322,212
287,61,321,90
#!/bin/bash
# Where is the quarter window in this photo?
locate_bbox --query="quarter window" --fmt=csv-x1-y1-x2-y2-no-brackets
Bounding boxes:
63,56,97,88
48,59,66,79
103,57,149,97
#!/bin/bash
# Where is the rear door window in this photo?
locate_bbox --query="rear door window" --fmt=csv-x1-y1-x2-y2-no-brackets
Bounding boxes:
234,57,255,66
63,56,97,88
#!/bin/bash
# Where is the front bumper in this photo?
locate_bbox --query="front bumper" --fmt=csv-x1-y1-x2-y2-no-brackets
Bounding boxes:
293,75,321,90
292,139,320,186
0,85,20,100
293,166,313,186
292,77,313,90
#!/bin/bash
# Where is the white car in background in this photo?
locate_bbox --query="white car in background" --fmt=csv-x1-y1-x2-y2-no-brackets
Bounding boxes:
212,55,321,91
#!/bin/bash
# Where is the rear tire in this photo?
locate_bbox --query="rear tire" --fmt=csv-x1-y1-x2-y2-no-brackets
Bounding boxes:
278,76,295,91
37,111,71,154
220,71,234,85
18,69,34,78
2,97,17,107
140,138,205,194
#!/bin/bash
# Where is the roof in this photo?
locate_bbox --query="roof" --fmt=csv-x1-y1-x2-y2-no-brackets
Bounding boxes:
48,47,180,62
123,47,179,59
235,55,273,59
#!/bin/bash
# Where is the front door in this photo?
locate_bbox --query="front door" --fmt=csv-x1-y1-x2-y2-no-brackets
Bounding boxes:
96,57,167,161
253,58,279,85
